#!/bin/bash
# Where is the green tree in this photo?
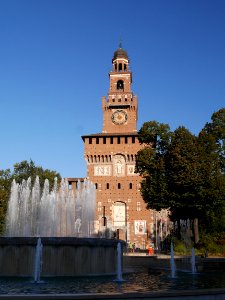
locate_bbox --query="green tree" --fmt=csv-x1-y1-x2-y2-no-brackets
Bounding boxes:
136,121,172,211
136,109,225,245
0,169,12,233
12,160,61,190
197,108,225,242
167,127,205,243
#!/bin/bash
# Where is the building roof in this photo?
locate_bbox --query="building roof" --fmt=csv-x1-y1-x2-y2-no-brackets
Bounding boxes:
113,47,129,61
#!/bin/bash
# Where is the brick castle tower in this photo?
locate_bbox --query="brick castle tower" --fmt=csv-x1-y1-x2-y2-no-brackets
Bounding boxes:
79,45,153,249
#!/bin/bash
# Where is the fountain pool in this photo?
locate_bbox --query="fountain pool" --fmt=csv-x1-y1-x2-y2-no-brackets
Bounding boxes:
0,269,224,296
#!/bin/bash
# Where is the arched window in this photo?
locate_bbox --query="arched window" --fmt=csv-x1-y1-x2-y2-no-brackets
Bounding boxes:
117,80,124,90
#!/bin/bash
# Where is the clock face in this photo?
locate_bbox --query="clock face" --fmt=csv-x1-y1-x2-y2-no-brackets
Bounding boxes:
112,110,127,125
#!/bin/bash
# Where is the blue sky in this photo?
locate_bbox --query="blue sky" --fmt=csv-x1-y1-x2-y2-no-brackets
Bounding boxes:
0,0,224,178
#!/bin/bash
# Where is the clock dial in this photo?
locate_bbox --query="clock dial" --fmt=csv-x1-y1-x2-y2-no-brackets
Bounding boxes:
112,110,127,125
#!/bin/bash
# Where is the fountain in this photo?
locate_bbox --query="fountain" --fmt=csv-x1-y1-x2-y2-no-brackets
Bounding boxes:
170,241,176,278
5,176,96,237
190,247,196,274
33,237,43,283
0,177,123,277
114,242,125,282
1,177,224,298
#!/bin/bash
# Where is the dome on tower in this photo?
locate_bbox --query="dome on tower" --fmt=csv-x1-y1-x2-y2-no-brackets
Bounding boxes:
112,46,129,61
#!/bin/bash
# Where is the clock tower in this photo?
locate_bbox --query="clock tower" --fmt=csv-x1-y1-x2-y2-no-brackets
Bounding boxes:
102,45,137,134
79,45,153,249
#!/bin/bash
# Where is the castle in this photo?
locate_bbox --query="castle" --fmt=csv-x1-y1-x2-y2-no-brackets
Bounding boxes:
68,45,155,249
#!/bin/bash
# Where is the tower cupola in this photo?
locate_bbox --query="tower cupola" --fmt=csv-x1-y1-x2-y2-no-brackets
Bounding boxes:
112,43,129,72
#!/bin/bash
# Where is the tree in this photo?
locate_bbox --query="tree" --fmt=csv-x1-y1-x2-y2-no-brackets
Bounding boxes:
0,169,12,233
136,121,172,211
167,127,204,243
12,160,61,190
136,109,225,245
197,108,225,241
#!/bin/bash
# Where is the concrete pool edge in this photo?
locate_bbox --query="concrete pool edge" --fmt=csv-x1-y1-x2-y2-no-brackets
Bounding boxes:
0,289,225,300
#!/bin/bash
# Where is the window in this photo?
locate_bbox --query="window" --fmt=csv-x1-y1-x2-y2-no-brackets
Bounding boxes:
132,136,135,143
103,137,106,144
110,137,113,144
98,202,102,212
96,137,99,144
89,138,92,144
106,183,109,189
129,183,132,189
118,183,121,189
117,80,124,90
117,137,120,144
137,202,141,211
125,136,128,144
95,183,98,189
119,63,122,71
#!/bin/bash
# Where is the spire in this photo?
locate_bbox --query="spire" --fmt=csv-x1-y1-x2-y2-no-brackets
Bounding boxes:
119,37,122,49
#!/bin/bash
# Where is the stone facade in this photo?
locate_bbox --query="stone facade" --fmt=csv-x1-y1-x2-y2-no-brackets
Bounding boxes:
69,46,153,249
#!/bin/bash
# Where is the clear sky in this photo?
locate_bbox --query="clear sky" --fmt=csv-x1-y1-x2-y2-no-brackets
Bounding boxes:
0,0,224,178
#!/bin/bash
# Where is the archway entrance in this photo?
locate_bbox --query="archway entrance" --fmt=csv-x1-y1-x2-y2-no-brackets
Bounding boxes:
113,201,127,242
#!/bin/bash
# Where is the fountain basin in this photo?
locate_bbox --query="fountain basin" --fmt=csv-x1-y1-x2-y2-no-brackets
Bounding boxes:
0,237,123,277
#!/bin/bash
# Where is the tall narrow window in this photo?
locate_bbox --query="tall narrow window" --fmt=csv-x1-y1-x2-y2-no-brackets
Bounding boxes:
125,136,128,144
117,137,120,144
95,183,98,189
129,183,132,189
118,183,121,189
117,80,124,90
110,137,113,144
89,138,92,144
106,183,109,189
132,136,135,143
137,202,141,211
103,137,106,144
98,202,102,212
96,137,99,144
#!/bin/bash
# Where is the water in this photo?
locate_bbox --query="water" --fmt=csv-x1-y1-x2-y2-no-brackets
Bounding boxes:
115,242,124,282
0,270,225,295
191,248,196,274
170,242,176,278
5,177,96,237
33,238,43,283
